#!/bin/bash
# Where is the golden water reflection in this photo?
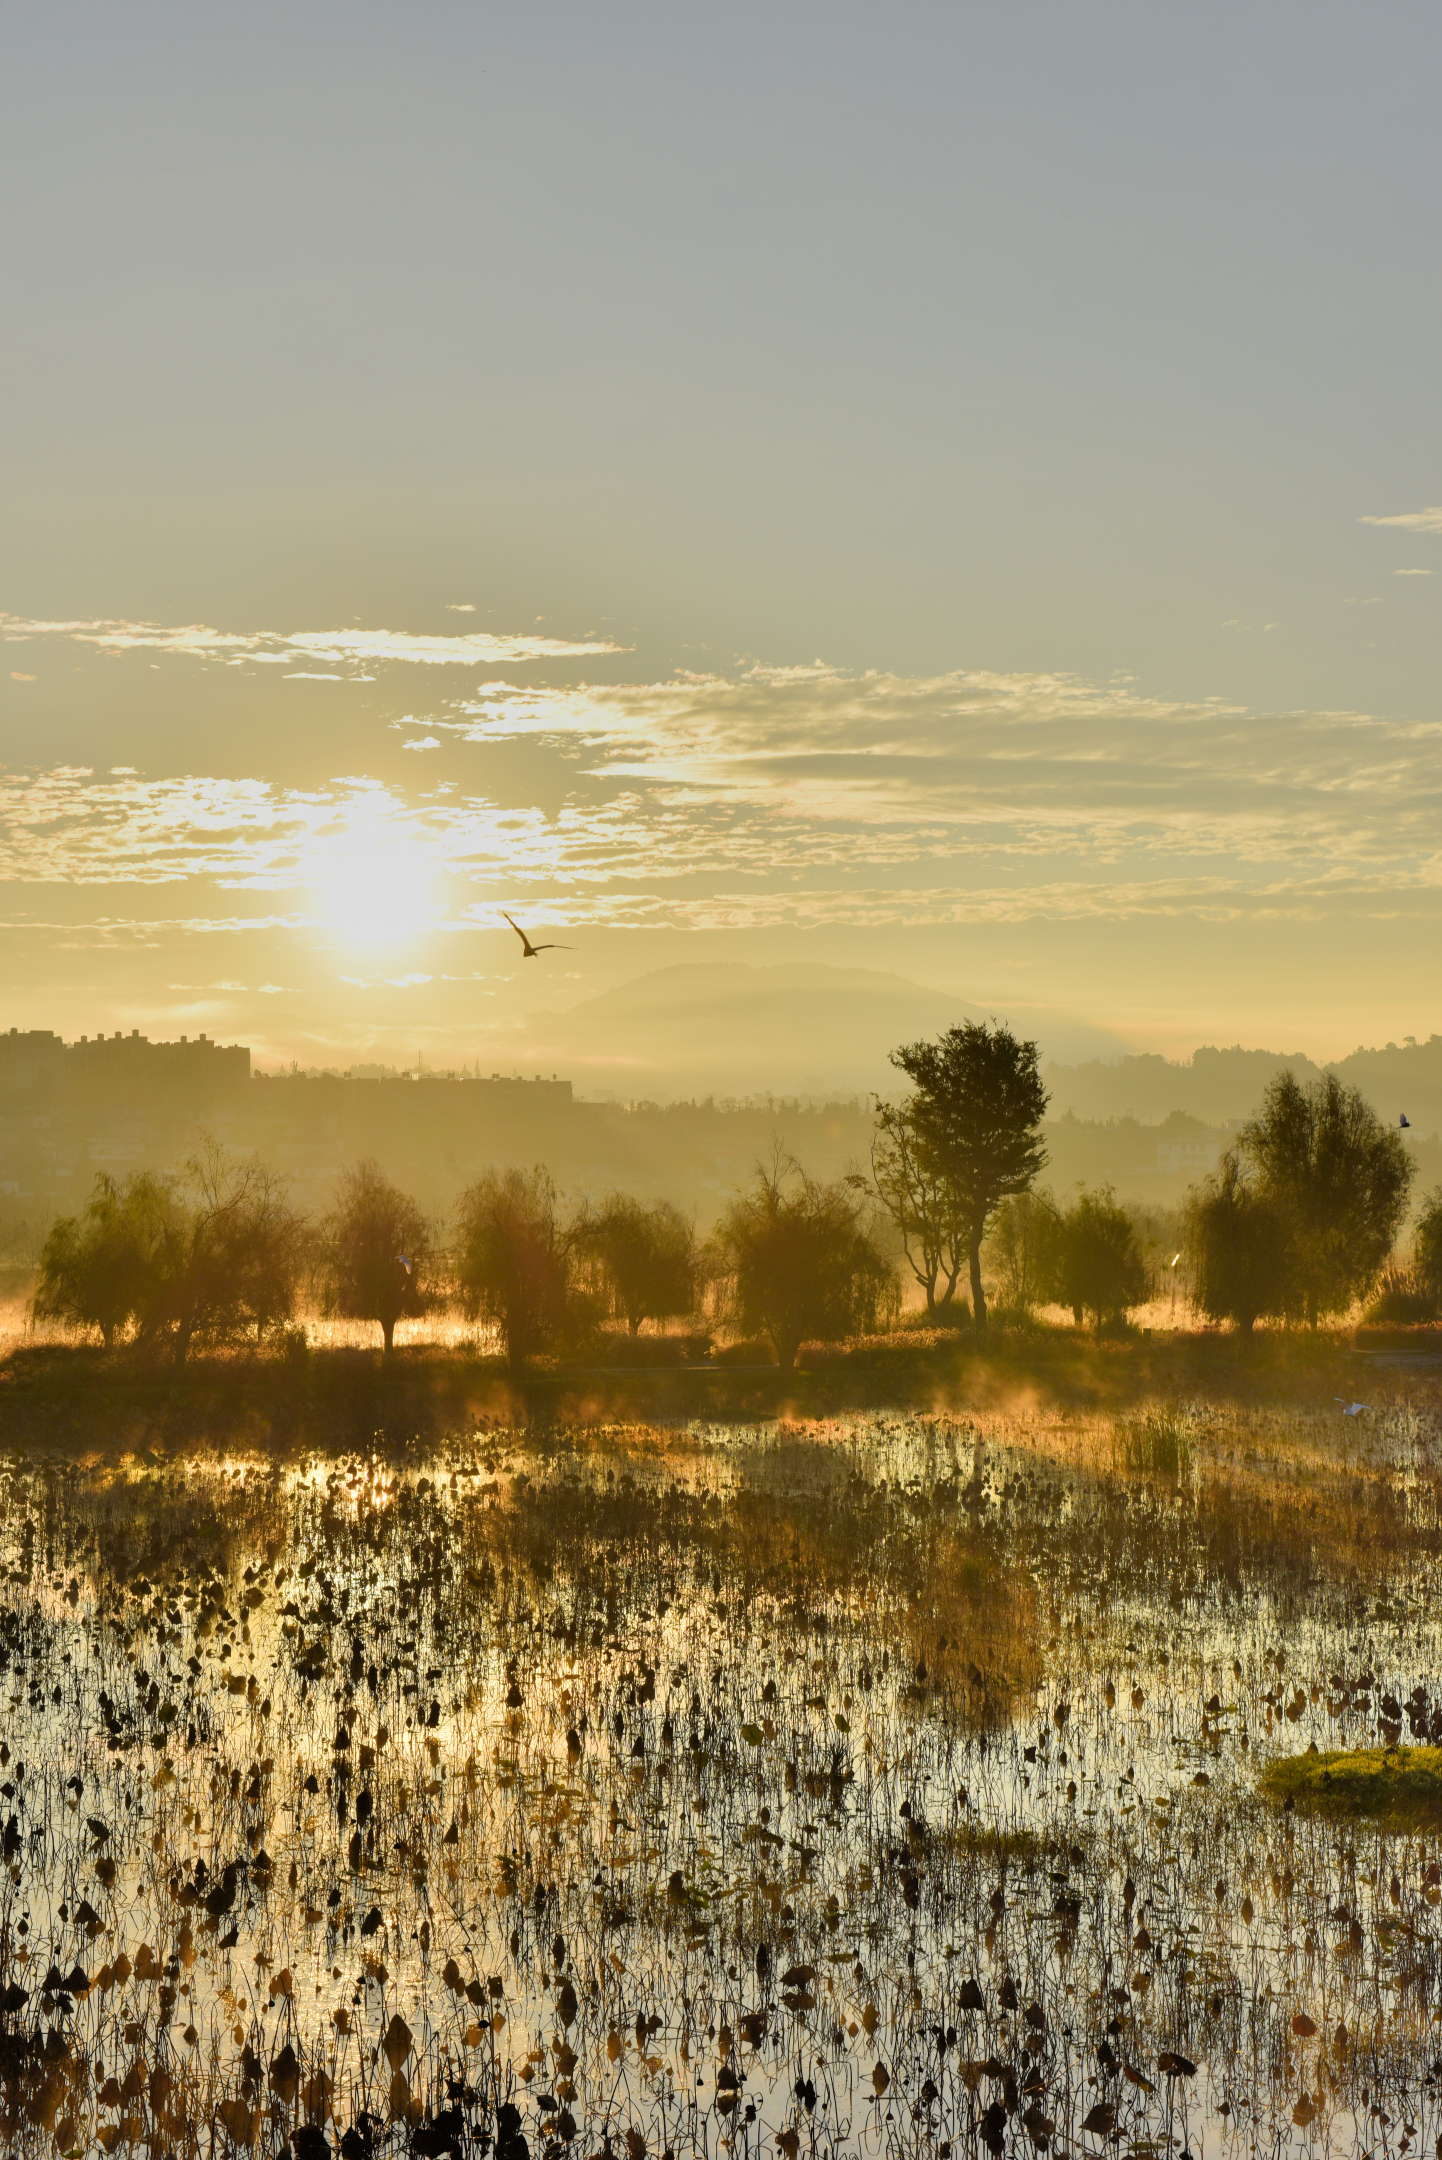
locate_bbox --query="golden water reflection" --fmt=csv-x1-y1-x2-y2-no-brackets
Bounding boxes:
1,1406,1441,2156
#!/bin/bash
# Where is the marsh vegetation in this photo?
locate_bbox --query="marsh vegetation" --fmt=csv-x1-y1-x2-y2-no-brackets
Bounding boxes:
3,1385,1442,2155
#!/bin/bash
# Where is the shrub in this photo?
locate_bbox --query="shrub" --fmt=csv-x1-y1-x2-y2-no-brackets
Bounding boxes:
1116,1407,1194,1481
1363,1267,1437,1325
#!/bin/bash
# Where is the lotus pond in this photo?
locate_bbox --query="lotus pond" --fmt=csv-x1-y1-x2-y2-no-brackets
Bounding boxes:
3,1394,1442,2159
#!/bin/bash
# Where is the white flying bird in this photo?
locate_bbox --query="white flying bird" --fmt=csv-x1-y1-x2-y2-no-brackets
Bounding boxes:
1334,1398,1372,1417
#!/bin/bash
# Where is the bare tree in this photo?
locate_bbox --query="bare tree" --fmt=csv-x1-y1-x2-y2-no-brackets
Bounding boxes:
871,1102,968,1314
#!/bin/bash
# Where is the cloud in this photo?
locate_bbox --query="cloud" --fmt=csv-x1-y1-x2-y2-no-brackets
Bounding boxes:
9,671,35,682
1395,567,1433,577
441,665,1442,868
3,663,1442,933
1361,507,1442,533
0,615,625,673
401,736,442,752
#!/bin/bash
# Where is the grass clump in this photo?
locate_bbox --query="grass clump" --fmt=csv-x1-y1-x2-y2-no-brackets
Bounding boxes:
1115,1404,1194,1480
1261,1745,1442,1831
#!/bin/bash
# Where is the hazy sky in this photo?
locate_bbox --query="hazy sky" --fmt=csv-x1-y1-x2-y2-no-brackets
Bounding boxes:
2,3,1439,1070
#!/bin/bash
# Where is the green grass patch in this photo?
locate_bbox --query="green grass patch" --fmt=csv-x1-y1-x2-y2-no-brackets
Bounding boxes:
1260,1746,1442,1832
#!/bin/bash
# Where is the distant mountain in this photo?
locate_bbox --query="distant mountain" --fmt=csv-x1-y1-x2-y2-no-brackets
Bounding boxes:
467,963,1128,1099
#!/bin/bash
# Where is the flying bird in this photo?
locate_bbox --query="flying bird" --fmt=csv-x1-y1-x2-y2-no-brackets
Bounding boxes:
1400,1114,1411,1129
1334,1399,1372,1417
1168,1252,1182,1270
503,912,573,959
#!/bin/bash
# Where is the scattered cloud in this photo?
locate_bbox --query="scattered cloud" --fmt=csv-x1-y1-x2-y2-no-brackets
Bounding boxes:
401,736,442,752
3,664,1442,934
1395,567,1434,577
447,603,476,613
0,615,625,675
9,671,35,682
1361,506,1442,533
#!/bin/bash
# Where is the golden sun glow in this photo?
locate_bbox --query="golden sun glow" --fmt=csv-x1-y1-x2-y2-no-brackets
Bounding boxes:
312,809,439,952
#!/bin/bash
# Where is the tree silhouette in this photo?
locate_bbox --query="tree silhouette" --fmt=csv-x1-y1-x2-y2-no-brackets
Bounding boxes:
886,1022,1048,1339
710,1154,895,1369
454,1166,571,1368
1039,1187,1147,1332
1186,1151,1292,1334
320,1159,433,1353
1412,1186,1442,1308
574,1194,697,1336
36,1144,304,1361
871,1102,968,1314
1240,1072,1412,1326
32,1174,152,1349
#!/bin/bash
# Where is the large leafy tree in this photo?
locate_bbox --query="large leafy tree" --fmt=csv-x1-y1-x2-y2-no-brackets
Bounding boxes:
320,1159,434,1353
453,1165,572,1368
1039,1187,1148,1331
36,1145,305,1361
574,1194,697,1336
1240,1072,1412,1326
885,1022,1048,1339
147,1143,306,1361
33,1173,153,1349
710,1154,896,1370
1185,1151,1293,1334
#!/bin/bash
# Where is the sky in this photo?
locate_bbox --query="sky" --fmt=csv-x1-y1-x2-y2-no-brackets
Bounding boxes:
1,3,1440,1076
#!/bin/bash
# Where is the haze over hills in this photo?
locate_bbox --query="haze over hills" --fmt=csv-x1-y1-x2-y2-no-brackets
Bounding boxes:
1045,1038,1442,1136
4,994,1441,1242
455,964,1132,1101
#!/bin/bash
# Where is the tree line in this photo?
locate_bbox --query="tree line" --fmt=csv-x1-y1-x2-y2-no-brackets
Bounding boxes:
30,1144,895,1369
31,1023,1439,1363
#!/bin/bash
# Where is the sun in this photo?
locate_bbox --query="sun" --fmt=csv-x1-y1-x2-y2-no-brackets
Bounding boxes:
312,809,439,952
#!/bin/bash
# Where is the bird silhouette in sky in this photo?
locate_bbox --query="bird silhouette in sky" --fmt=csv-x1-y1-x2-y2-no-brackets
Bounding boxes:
1400,1114,1411,1129
503,912,573,959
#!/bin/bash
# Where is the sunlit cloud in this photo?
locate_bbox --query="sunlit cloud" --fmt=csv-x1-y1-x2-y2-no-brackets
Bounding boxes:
3,664,1442,939
1361,506,1442,533
0,614,625,673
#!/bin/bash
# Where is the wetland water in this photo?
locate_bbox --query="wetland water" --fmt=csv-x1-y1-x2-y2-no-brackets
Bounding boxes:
3,1401,1442,2158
